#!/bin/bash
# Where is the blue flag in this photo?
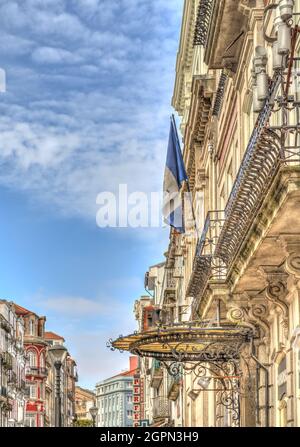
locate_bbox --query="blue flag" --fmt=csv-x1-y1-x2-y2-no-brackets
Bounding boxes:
162,115,188,233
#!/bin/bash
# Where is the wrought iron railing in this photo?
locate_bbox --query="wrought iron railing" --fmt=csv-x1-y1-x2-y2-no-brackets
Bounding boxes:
215,70,300,268
152,397,170,419
212,71,228,117
187,211,226,303
25,366,48,377
214,74,282,267
193,0,214,47
188,63,300,313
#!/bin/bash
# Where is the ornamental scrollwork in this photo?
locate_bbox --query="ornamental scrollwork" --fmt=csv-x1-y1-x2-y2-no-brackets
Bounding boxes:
285,253,300,279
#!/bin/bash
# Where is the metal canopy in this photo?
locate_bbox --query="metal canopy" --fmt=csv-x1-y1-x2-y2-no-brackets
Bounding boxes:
108,322,252,363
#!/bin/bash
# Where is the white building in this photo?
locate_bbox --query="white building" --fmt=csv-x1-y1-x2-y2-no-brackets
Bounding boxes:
0,300,26,427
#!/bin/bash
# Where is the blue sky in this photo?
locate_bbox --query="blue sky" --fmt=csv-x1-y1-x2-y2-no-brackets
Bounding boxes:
0,0,183,388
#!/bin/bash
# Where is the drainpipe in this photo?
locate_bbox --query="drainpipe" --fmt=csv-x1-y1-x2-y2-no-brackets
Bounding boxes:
250,339,270,427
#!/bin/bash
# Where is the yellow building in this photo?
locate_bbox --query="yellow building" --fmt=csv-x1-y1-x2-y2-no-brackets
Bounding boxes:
111,0,300,427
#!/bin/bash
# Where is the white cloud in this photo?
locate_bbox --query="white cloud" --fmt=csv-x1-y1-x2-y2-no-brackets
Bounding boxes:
32,46,83,65
0,0,183,385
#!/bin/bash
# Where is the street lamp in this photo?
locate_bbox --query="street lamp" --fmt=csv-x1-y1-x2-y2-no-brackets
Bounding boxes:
48,344,68,427
89,405,98,427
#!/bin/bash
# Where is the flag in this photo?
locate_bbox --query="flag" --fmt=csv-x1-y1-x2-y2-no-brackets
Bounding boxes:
162,115,188,233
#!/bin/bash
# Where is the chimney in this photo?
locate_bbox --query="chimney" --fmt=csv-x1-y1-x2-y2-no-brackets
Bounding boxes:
129,356,138,372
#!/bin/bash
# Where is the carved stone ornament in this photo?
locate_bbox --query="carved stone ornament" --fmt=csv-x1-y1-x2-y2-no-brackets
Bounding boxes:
259,266,289,337
226,295,270,343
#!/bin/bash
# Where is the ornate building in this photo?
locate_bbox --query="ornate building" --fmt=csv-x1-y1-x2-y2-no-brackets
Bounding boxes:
13,306,78,427
0,300,26,427
14,305,48,427
110,0,300,428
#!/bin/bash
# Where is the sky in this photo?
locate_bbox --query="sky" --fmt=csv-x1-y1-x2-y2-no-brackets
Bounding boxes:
0,0,184,388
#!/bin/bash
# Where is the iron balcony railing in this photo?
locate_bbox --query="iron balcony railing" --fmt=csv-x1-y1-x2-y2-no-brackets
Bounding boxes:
215,72,300,268
188,62,300,311
193,0,214,47
187,210,226,305
25,366,48,377
152,397,170,420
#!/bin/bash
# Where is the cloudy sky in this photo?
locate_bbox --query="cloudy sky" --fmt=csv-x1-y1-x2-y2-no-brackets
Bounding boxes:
0,0,183,388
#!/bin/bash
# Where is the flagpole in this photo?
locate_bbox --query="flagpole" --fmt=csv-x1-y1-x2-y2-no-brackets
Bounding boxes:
171,114,200,240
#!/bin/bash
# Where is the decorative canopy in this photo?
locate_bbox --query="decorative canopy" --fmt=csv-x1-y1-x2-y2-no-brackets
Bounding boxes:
108,322,252,363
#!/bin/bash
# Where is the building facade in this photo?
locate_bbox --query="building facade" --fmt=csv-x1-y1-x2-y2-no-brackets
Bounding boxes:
111,0,300,428
12,305,78,428
95,357,138,427
14,305,48,427
0,300,26,427
44,331,78,427
75,386,96,425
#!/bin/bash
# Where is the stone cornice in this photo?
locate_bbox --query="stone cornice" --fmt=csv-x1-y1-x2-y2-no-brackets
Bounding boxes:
172,0,198,115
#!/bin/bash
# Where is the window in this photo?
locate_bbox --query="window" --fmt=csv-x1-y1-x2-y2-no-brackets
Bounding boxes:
29,320,35,336
220,184,226,210
127,395,132,403
227,160,233,195
29,384,37,399
25,415,36,427
127,410,133,418
40,352,45,368
28,350,37,368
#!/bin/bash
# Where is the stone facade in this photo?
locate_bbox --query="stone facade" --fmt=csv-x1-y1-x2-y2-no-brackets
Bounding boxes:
128,0,300,428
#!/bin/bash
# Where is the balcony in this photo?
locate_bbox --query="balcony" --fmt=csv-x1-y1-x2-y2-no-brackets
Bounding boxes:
150,360,163,389
188,61,300,311
213,71,300,291
163,268,177,301
186,211,226,314
152,397,170,420
195,0,247,72
167,374,182,402
25,366,48,378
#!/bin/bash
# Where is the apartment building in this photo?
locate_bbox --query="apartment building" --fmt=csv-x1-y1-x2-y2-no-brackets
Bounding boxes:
95,357,138,427
110,0,300,428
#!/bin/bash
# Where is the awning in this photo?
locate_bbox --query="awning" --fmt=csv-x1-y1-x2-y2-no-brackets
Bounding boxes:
108,322,252,363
